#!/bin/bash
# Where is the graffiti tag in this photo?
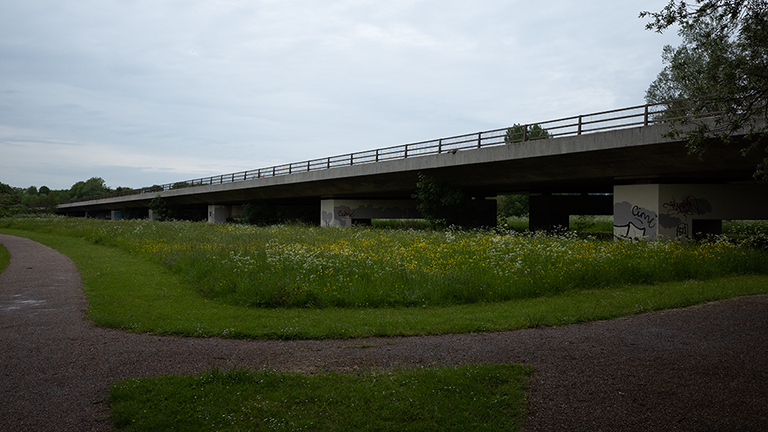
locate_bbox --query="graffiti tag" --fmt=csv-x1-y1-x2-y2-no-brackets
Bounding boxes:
613,201,658,240
663,195,708,219
631,205,656,229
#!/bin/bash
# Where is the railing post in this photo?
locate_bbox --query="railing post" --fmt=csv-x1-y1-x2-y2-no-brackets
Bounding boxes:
522,126,527,142
327,157,331,169
477,132,482,148
375,149,379,162
272,167,276,177
438,139,442,154
577,115,583,135
404,146,408,159
289,164,292,174
350,154,354,166
307,161,310,172
644,105,649,126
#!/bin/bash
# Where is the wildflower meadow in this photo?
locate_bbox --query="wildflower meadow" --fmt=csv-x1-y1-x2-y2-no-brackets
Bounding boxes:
2,216,766,309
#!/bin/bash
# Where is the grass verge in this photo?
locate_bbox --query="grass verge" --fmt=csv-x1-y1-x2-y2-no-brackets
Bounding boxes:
110,365,531,431
0,242,9,274
3,228,767,340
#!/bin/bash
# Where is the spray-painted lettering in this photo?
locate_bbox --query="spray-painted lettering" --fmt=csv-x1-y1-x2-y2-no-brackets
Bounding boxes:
663,195,707,218
631,205,656,229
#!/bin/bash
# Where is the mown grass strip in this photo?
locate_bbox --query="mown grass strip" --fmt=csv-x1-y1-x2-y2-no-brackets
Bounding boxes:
109,365,531,432
0,242,10,274
3,228,767,340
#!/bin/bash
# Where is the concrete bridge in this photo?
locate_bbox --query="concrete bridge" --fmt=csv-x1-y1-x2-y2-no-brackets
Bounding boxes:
58,102,768,240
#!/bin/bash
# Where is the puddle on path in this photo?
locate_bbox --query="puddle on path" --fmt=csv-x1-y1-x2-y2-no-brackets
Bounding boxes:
0,297,47,311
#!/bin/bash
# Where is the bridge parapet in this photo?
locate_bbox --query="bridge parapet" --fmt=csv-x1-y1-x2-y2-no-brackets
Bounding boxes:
61,100,690,206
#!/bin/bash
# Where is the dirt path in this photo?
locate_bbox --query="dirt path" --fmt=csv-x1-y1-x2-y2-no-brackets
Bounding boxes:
1,233,767,431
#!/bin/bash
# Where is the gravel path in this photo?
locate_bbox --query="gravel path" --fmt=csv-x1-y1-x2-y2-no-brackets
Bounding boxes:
1,233,767,431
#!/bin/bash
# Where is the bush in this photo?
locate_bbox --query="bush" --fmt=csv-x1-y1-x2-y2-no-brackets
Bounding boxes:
497,194,529,218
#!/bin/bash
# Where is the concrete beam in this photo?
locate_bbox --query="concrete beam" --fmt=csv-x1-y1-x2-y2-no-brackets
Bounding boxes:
58,124,766,215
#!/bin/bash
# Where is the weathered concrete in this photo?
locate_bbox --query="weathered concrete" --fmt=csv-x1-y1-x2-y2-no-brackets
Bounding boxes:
57,123,766,227
207,205,245,223
320,199,421,227
614,184,768,240
59,124,763,212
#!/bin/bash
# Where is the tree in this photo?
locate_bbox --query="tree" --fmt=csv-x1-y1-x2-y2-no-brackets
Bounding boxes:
412,173,467,228
149,195,170,221
504,124,550,144
81,177,108,198
641,0,768,177
412,173,498,228
171,182,192,190
69,177,109,199
497,194,529,218
0,182,22,217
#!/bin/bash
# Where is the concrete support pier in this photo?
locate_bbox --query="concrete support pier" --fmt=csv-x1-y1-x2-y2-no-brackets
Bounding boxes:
207,205,244,223
320,199,421,227
613,184,768,240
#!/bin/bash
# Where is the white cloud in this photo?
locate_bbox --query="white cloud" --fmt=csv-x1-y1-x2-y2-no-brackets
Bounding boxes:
0,0,680,189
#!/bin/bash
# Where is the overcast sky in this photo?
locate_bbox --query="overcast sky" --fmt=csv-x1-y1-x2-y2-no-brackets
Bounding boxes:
1,0,680,190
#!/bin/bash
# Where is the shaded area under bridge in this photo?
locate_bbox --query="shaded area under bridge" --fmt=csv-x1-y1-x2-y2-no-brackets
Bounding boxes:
58,102,768,238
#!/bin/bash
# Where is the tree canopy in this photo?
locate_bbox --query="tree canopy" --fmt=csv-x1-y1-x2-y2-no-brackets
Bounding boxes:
0,177,130,216
69,177,109,199
504,124,549,144
641,0,768,177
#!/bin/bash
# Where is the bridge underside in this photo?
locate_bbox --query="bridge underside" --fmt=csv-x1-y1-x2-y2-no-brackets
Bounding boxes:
59,124,768,239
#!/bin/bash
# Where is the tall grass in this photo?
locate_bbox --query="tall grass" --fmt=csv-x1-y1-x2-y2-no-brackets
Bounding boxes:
724,220,768,236
2,216,766,310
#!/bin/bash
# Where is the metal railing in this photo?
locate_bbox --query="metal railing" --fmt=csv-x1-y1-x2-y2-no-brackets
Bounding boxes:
60,99,700,204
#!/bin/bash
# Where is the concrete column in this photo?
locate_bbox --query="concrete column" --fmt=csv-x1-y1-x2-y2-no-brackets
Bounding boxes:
208,205,229,223
613,185,661,240
614,184,768,240
148,209,159,221
320,199,421,227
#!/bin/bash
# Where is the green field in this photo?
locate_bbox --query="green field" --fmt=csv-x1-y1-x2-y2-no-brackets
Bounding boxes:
2,215,767,431
1,216,767,339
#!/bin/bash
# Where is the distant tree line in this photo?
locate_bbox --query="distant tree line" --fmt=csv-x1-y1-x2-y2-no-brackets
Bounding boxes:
0,177,133,217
